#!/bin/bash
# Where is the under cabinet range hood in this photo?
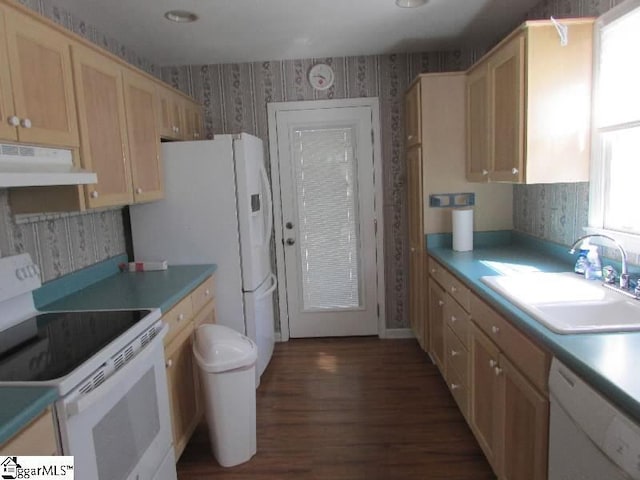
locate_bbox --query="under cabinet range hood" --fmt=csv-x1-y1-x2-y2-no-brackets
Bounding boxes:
0,143,97,187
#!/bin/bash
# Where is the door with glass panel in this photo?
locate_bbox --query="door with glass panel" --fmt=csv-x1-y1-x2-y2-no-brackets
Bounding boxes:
275,106,379,338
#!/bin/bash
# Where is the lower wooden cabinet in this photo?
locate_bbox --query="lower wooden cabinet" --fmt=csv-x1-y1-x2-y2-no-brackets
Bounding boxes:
469,313,549,479
0,408,58,456
427,278,445,372
165,322,199,458
427,256,550,479
469,323,503,472
162,275,216,461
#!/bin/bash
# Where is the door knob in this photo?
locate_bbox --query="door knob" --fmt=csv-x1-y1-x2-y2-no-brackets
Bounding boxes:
285,222,294,229
286,238,295,245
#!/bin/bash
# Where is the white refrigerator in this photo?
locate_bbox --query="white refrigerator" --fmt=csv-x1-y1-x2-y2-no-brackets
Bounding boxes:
129,133,277,383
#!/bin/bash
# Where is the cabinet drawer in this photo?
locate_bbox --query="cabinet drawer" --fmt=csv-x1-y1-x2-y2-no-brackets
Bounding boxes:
191,276,215,314
428,258,470,311
162,294,194,346
445,326,468,386
428,257,449,289
444,296,470,348
446,360,469,419
0,409,57,456
470,294,550,392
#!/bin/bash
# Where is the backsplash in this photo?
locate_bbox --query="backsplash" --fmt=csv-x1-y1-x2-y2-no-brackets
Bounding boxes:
0,191,126,282
161,51,481,330
0,0,156,282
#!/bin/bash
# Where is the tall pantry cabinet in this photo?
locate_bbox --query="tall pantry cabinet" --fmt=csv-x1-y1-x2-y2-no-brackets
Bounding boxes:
404,79,426,350
405,72,470,351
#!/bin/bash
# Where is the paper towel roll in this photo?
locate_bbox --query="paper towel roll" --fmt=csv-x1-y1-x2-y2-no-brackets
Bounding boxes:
452,208,473,252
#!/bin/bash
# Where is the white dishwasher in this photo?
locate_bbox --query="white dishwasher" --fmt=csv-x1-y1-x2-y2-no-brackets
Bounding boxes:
549,358,640,480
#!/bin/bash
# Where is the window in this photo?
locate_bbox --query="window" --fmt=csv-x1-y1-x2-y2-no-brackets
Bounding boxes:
589,0,640,244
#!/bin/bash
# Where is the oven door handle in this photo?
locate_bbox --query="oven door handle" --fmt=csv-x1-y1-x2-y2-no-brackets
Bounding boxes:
64,324,168,418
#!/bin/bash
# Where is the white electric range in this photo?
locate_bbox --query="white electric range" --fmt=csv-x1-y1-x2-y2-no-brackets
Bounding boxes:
0,253,177,480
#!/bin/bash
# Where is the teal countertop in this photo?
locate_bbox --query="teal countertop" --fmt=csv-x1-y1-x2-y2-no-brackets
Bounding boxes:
0,260,217,445
41,264,217,313
428,240,640,425
0,387,58,446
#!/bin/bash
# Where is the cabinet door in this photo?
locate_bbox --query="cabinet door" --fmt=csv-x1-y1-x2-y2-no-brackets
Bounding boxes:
405,81,421,147
192,105,203,140
466,65,490,182
407,146,424,348
124,71,163,203
499,355,549,480
469,323,501,473
4,6,78,147
156,87,180,139
165,325,199,460
71,44,133,207
488,34,525,182
428,279,446,372
0,9,16,141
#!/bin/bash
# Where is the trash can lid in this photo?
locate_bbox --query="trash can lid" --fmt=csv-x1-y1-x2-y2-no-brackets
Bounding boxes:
193,324,258,373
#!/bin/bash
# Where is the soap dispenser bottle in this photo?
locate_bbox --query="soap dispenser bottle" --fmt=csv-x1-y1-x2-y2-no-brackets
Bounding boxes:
574,241,590,275
585,245,603,280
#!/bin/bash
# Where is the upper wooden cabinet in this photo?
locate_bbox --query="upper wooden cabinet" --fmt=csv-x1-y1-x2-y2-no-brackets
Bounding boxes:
72,44,133,208
466,19,594,184
183,100,204,141
1,5,79,147
157,87,183,139
124,70,163,203
157,87,203,141
0,8,15,141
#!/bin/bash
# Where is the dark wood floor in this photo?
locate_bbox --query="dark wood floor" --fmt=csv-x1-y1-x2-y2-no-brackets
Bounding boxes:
177,337,496,479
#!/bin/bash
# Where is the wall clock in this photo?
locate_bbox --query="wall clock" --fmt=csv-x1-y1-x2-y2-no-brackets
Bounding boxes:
308,63,335,90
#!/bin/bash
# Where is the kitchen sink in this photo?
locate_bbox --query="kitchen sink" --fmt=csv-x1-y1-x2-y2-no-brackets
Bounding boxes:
481,272,640,333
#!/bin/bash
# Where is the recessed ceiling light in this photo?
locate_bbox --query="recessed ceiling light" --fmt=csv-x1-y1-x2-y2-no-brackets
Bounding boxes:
164,10,198,23
395,0,428,7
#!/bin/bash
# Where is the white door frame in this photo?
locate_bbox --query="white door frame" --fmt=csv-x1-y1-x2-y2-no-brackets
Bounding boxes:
267,98,386,341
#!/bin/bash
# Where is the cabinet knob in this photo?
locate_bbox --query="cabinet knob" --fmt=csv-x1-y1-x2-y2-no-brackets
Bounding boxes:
489,359,497,368
205,289,210,296
90,191,99,199
450,349,460,357
438,300,444,307
20,118,32,129
450,286,457,293
491,325,500,335
136,187,143,194
178,313,185,321
512,168,519,175
7,115,19,127
482,169,489,176
430,268,436,274
450,315,457,323
494,366,503,376
450,383,461,390
166,359,173,368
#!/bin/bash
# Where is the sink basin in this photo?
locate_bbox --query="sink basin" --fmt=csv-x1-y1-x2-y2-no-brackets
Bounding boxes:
480,272,640,334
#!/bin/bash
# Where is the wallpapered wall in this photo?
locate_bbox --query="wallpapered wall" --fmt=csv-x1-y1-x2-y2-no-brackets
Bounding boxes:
0,0,157,282
161,51,481,330
513,0,626,250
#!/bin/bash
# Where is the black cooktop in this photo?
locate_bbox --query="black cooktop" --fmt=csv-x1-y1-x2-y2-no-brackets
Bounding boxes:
0,310,151,382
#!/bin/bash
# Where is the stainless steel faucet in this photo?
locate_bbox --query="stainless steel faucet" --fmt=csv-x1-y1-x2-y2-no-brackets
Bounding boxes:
569,234,629,290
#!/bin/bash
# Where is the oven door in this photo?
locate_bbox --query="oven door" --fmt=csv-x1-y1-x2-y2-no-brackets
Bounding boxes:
56,325,175,480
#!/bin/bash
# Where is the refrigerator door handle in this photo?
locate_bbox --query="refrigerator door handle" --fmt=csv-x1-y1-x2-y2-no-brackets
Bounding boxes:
260,163,274,247
257,273,278,300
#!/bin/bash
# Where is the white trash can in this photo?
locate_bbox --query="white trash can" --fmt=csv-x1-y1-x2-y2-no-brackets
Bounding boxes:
193,323,258,467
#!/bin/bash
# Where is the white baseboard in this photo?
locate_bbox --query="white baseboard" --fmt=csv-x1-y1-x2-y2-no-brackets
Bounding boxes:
380,328,415,339
274,331,283,342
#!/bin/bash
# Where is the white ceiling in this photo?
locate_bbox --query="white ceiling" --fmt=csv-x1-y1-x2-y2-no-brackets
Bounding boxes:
52,0,543,66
